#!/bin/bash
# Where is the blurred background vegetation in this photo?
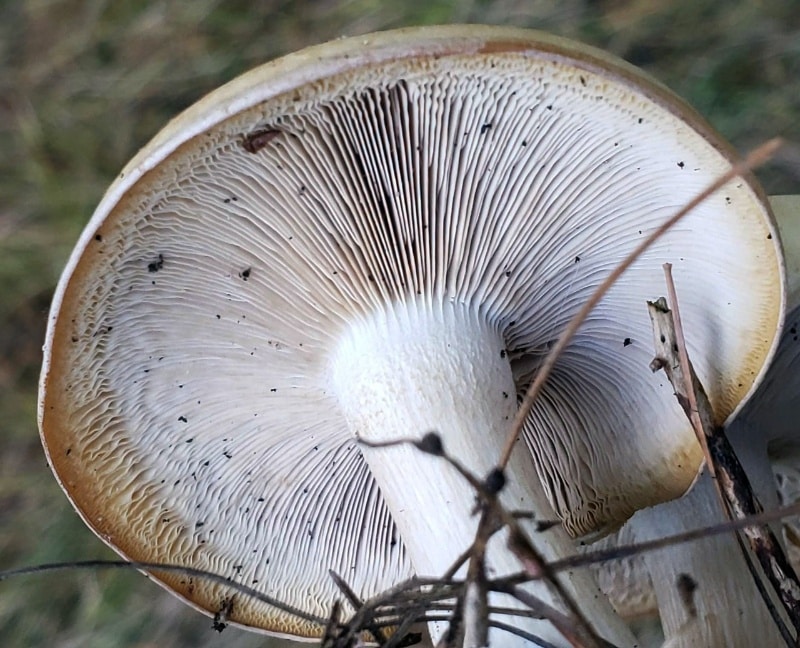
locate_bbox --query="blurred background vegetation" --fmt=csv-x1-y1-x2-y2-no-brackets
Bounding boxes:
0,0,798,646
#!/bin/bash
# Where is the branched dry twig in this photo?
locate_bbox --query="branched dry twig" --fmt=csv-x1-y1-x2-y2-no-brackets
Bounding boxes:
5,500,800,645
543,500,800,576
648,290,793,643
360,433,607,648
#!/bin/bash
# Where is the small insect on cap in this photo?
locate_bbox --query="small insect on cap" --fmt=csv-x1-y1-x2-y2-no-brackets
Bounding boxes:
39,25,783,638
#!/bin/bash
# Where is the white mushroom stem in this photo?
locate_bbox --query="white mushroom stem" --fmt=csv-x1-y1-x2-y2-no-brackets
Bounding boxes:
630,421,785,646
331,300,634,647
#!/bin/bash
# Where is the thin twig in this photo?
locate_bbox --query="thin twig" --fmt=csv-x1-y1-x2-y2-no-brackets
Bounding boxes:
487,619,561,648
503,586,616,648
497,501,800,581
0,559,325,626
505,526,601,648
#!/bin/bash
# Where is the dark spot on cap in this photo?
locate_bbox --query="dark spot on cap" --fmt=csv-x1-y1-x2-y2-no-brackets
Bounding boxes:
148,254,164,273
242,129,281,153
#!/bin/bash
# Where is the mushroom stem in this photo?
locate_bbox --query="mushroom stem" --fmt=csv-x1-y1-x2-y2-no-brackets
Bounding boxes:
331,300,634,646
630,428,784,647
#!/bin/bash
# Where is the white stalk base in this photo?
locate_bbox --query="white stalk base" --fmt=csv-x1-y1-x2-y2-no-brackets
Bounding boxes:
331,300,633,647
630,424,783,647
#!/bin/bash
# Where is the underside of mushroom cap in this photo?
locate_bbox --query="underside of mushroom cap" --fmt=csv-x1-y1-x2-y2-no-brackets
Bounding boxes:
39,25,783,635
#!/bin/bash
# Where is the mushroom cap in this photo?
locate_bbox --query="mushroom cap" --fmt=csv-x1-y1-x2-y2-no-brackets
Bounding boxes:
39,25,783,636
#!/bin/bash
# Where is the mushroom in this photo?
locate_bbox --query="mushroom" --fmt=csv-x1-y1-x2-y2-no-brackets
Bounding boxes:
606,195,799,647
38,26,783,645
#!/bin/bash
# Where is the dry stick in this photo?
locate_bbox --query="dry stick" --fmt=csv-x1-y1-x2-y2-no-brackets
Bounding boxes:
660,267,800,623
505,526,601,648
497,137,782,470
502,586,617,648
458,465,603,647
659,266,712,473
478,484,603,646
653,271,795,645
331,575,544,648
436,512,492,648
649,294,792,645
650,275,800,642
